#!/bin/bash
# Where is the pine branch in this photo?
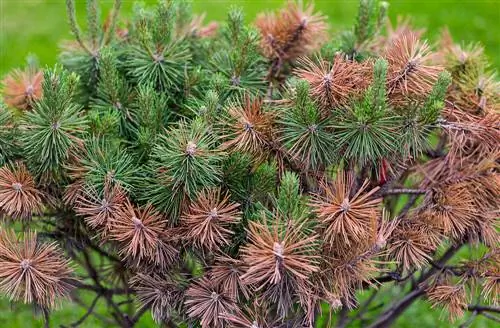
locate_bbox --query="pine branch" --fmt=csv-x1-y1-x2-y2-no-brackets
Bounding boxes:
65,294,115,326
43,307,51,328
381,188,427,196
103,0,122,46
128,304,151,326
67,294,101,327
80,250,131,327
342,289,379,327
65,0,93,55
1,1,498,326
87,0,101,50
368,245,462,328
467,305,500,315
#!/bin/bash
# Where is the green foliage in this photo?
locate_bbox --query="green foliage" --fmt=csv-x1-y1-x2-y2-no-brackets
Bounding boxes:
274,171,310,223
399,72,452,158
125,40,190,92
77,137,141,193
250,160,278,205
334,108,400,167
280,81,336,171
209,7,268,100
370,58,389,111
1,1,497,327
185,89,221,124
355,0,388,45
91,48,136,138
59,49,99,102
333,58,399,167
341,0,388,60
21,67,88,183
422,71,452,124
133,83,170,161
86,0,101,45
87,106,121,137
221,152,253,204
0,103,17,165
62,0,122,101
141,119,223,218
125,1,191,92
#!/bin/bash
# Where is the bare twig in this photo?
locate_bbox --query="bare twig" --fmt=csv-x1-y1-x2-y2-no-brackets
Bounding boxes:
381,188,427,196
43,308,50,328
80,249,130,327
68,295,114,326
335,304,350,328
349,289,380,325
69,295,101,327
461,305,500,326
127,304,151,326
467,305,500,314
398,194,420,217
479,312,500,323
368,245,462,328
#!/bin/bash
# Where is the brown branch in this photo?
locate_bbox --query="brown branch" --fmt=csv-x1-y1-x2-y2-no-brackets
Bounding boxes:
80,249,131,328
67,294,115,326
86,241,122,264
349,289,380,325
43,307,50,328
368,271,416,286
267,139,319,192
467,305,500,314
127,304,151,326
461,305,500,326
479,312,500,323
68,294,101,327
163,319,180,328
398,194,420,217
368,288,426,328
335,303,350,328
368,245,462,328
381,188,427,196
72,280,131,295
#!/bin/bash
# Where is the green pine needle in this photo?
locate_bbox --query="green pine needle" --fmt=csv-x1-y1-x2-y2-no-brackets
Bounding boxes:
422,71,452,124
141,119,223,218
280,81,336,171
133,83,170,161
334,110,400,167
0,103,17,165
92,48,137,138
21,67,88,182
78,137,141,194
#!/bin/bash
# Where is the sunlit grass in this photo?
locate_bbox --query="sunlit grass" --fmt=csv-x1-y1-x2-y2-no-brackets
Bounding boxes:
1,0,498,75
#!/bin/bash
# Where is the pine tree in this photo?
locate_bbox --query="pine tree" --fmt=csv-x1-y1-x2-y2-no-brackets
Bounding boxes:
0,1,498,327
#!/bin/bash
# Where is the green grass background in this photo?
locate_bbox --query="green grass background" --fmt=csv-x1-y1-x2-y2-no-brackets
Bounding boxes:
0,0,499,327
1,0,499,74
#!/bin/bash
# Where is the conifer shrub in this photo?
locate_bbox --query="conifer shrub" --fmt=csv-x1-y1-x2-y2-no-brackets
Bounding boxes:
0,0,498,327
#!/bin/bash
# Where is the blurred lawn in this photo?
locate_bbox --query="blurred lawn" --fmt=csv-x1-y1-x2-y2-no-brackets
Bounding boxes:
0,0,499,327
0,0,499,74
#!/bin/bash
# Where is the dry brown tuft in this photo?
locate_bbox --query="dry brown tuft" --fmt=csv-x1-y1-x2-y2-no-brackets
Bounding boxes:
255,2,327,61
0,163,44,220
0,229,74,308
181,188,241,252
2,67,43,110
